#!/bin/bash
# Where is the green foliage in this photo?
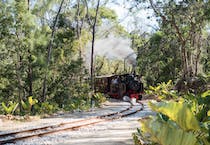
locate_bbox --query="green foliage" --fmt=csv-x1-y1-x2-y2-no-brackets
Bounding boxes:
135,0,210,83
146,80,178,99
136,31,181,86
1,101,19,115
61,93,106,111
150,31,163,45
0,0,136,117
64,96,90,111
140,116,199,145
99,6,117,20
93,93,106,107
132,133,142,145
21,96,38,114
149,101,200,131
134,79,210,144
182,90,210,123
0,0,99,116
34,102,59,114
95,56,125,75
134,89,210,145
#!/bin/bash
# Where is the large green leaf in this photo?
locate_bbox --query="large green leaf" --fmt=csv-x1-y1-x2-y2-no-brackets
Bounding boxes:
140,117,199,145
149,101,200,131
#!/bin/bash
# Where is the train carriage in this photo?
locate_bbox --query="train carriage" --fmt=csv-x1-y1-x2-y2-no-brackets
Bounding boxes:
95,74,144,100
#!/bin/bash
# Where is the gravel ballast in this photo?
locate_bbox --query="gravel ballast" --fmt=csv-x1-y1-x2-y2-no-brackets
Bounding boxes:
0,99,155,145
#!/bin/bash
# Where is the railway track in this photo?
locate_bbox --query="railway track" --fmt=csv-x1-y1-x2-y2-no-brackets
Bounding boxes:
0,101,144,144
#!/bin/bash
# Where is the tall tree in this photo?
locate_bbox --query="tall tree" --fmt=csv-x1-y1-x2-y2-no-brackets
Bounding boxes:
84,0,101,92
42,0,65,102
148,0,210,78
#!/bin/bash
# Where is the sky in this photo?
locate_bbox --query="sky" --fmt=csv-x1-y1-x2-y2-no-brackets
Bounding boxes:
107,0,159,33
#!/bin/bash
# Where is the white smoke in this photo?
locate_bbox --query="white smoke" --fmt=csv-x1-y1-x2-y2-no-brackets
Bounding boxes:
85,35,137,67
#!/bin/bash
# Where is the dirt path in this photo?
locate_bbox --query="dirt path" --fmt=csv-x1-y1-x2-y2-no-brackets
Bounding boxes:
58,102,154,145
0,100,154,145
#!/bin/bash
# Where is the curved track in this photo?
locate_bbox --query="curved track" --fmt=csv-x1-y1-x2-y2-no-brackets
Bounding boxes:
0,101,144,144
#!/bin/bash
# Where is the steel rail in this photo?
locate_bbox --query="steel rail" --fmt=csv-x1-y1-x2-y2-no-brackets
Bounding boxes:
0,102,144,144
0,105,131,138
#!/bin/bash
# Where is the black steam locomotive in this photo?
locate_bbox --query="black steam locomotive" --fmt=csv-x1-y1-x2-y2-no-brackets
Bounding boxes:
94,74,144,100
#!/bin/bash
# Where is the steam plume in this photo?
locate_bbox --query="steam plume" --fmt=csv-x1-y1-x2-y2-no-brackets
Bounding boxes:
85,35,137,67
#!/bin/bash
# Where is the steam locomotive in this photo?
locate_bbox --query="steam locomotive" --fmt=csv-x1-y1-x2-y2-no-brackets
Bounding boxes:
94,74,144,100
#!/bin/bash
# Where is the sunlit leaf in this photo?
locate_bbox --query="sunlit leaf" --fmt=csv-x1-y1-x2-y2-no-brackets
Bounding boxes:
149,101,200,131
201,90,210,98
2,101,18,114
140,117,199,145
28,96,33,105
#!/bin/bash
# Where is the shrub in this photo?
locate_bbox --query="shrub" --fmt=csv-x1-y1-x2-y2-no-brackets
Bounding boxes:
146,80,178,100
1,101,18,115
134,90,210,145
34,102,59,114
21,96,38,115
93,93,106,107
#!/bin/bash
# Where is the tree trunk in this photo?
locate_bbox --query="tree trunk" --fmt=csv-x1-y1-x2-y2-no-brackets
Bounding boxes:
90,0,100,92
42,0,65,102
28,52,33,96
195,35,202,76
27,0,33,97
76,0,81,57
76,0,83,90
180,43,188,78
27,0,30,11
16,52,22,113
